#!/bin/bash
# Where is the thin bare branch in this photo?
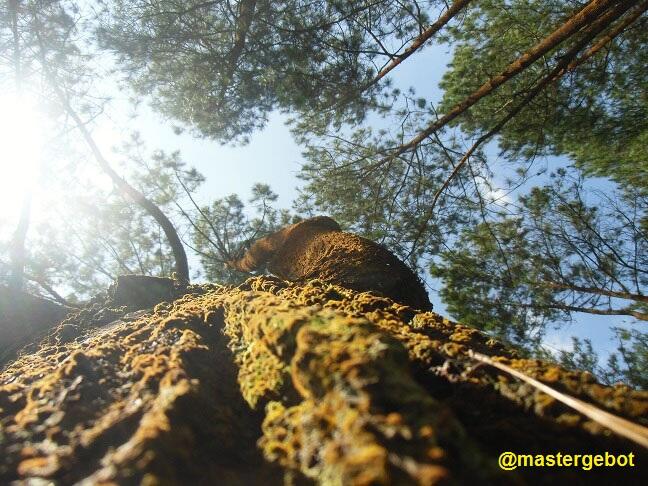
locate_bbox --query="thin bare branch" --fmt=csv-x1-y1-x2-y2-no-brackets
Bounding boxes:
469,351,648,448
542,280,648,304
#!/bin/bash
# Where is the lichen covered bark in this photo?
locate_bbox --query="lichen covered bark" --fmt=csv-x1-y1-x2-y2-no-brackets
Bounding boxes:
0,284,282,485
1,276,646,484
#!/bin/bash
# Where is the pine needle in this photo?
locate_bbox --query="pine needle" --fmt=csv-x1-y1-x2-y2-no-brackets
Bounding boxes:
468,351,648,449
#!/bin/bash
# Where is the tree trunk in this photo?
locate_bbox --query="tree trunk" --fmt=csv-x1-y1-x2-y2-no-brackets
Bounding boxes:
33,28,190,284
0,276,646,484
7,0,31,291
7,193,31,290
61,99,191,283
362,0,472,92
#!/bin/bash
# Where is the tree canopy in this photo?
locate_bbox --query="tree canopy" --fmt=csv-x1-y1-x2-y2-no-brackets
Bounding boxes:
98,0,443,143
430,169,647,348
438,0,648,190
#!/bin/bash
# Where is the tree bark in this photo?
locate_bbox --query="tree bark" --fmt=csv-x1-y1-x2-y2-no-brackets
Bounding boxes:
561,0,648,75
1,276,646,484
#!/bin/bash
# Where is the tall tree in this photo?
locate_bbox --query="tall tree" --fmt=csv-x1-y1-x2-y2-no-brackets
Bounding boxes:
430,169,647,346
0,0,193,289
3,0,33,290
33,45,191,282
0,0,192,282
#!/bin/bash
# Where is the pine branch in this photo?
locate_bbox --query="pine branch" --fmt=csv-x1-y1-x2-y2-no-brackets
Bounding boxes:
389,0,623,159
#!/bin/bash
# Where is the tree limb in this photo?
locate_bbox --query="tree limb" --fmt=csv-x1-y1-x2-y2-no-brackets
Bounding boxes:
542,280,648,303
389,0,622,159
362,0,472,93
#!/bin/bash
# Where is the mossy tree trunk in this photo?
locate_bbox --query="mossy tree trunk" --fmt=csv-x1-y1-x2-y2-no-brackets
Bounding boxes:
0,276,646,484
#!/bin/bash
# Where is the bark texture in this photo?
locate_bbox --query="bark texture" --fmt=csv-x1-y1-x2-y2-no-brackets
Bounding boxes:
230,216,433,311
0,276,646,484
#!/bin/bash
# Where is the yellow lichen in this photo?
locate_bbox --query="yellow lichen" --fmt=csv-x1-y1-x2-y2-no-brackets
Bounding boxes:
0,276,645,485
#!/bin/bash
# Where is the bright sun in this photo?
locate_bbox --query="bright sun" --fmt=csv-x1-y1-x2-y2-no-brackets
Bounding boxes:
0,93,46,227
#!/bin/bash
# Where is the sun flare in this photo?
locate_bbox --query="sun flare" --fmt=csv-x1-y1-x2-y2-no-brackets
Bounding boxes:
0,93,46,226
